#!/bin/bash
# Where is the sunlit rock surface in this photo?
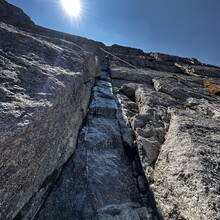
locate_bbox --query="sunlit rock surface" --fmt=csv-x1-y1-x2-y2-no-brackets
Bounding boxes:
111,64,220,220
1,0,220,219
0,1,98,219
153,112,220,220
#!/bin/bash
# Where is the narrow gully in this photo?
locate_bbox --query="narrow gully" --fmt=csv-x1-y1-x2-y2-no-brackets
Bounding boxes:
34,71,162,220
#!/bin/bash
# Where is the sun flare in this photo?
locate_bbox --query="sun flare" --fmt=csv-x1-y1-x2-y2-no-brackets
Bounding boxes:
61,0,81,17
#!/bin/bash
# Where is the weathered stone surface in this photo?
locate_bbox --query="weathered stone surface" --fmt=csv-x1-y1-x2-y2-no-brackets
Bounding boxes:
111,63,220,220
107,44,220,77
152,111,220,220
34,71,161,220
90,79,118,117
0,0,35,30
137,175,147,194
119,83,137,99
175,63,220,78
1,1,220,219
111,67,152,84
0,2,97,219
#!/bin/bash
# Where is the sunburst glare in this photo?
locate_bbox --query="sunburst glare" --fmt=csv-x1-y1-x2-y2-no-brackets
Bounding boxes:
61,0,81,17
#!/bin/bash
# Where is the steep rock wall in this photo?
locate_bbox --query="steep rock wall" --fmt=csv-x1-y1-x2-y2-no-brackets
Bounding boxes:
0,3,98,219
33,71,161,220
1,1,220,219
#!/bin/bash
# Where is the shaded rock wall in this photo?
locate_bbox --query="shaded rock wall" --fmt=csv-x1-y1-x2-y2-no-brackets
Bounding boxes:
0,0,35,30
34,71,161,220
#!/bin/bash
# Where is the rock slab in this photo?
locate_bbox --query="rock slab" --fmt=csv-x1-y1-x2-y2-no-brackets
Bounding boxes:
0,1,97,218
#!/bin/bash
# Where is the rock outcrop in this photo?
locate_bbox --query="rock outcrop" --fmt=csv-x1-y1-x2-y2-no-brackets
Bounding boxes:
0,0,35,30
110,65,220,220
108,45,220,77
0,0,99,219
1,0,220,220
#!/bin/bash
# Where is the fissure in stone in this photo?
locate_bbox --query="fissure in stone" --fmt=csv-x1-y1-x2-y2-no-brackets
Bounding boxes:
34,71,162,220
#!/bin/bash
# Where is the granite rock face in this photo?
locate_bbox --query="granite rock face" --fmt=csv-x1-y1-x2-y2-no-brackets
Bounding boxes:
108,44,220,76
0,0,35,30
111,63,220,220
0,1,98,219
34,71,161,220
1,0,220,219
153,111,220,220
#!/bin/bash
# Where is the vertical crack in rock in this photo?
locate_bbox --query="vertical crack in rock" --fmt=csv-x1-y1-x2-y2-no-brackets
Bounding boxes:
33,71,162,220
1,1,220,219
111,68,173,184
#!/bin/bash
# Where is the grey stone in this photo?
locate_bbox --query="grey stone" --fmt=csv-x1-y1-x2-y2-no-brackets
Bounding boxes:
90,80,118,117
0,0,35,30
0,3,98,218
137,175,147,194
137,136,160,165
1,1,220,219
111,63,220,220
130,114,149,130
119,83,137,98
151,112,220,220
111,67,152,85
33,72,144,220
153,77,191,101
136,127,157,139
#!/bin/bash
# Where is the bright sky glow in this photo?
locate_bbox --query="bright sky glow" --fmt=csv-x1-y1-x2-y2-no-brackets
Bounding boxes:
6,0,220,67
61,0,81,17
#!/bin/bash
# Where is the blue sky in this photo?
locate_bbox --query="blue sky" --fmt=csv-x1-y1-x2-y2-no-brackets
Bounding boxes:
6,0,220,66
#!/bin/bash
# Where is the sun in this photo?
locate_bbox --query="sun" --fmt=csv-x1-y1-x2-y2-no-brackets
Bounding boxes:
61,0,81,17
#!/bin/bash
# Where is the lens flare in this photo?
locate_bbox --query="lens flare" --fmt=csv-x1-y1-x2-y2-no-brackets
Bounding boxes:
61,0,81,17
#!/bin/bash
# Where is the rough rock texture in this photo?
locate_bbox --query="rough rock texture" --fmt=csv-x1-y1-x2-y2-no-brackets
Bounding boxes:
153,111,220,220
111,64,220,220
108,44,220,76
34,72,161,220
0,0,105,55
1,1,220,219
0,0,98,219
